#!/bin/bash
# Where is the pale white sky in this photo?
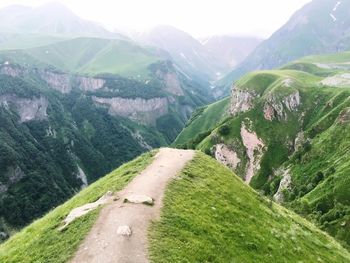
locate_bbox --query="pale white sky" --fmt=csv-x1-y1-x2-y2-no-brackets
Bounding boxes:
0,0,312,38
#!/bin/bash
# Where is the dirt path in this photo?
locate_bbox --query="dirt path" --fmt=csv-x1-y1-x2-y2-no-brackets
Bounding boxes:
70,148,195,263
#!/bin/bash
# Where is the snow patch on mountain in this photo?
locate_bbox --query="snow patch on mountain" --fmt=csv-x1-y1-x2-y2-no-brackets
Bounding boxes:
330,13,337,22
333,1,341,12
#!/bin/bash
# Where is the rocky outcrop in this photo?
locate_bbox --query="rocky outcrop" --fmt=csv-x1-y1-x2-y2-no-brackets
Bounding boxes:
39,71,71,93
263,91,300,121
214,144,241,170
338,108,350,124
163,72,184,96
240,123,265,184
294,131,305,151
320,74,350,87
229,87,256,116
273,169,292,203
76,165,88,189
131,131,153,150
59,191,114,230
77,77,105,91
92,96,168,126
0,95,48,123
124,194,154,205
0,65,24,77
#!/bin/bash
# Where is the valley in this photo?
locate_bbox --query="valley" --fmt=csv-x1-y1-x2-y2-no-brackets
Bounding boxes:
0,0,350,262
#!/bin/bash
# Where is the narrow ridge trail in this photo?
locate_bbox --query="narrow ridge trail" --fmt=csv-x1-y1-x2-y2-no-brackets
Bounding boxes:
70,148,195,263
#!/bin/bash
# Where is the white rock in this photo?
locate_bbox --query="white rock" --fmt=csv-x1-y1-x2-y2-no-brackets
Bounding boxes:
124,194,154,205
117,226,132,237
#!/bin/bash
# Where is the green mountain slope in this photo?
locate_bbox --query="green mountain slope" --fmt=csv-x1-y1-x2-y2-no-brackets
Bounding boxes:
179,52,350,248
0,72,166,240
0,35,213,240
174,97,230,147
1,151,348,262
0,37,160,78
150,153,350,262
218,0,350,96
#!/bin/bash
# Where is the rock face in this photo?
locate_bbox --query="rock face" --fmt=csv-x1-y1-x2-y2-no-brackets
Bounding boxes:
214,144,241,170
229,87,255,116
273,169,292,203
263,91,300,121
0,95,48,123
0,65,24,77
294,131,305,151
163,72,184,96
0,65,106,94
76,165,88,189
154,65,184,96
77,77,105,91
92,96,168,126
240,123,265,184
39,70,72,93
320,74,350,87
338,108,350,124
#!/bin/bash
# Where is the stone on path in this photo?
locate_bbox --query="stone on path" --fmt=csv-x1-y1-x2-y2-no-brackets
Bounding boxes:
124,194,154,205
117,226,132,237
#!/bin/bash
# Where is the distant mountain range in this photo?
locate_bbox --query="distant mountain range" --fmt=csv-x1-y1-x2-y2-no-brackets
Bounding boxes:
221,0,350,91
0,2,120,38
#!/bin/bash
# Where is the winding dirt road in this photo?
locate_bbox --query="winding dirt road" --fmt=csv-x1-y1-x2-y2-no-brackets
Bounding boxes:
70,148,195,263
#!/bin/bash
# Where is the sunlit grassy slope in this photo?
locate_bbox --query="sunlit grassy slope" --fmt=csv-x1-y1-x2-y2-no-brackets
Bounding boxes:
149,153,350,262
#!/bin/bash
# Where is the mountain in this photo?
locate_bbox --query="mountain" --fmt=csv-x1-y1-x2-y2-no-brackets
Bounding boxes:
136,25,229,82
219,0,350,95
175,51,350,248
0,37,161,78
0,2,121,39
201,35,263,68
0,150,349,262
0,33,215,240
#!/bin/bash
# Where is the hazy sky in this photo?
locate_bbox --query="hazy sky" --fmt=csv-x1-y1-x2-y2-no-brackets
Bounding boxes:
0,0,312,38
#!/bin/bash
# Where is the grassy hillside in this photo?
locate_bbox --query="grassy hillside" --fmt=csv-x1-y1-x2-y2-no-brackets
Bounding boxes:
0,151,156,263
174,97,230,146
149,153,350,262
178,52,350,248
0,38,160,78
0,33,67,50
1,150,349,262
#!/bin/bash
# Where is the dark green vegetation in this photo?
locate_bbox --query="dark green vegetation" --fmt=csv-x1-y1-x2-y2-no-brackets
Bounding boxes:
180,52,350,248
0,151,155,263
0,73,164,236
218,0,350,96
149,153,350,262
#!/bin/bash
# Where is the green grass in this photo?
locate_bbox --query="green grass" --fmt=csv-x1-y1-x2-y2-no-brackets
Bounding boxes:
178,51,350,247
174,97,230,146
0,150,156,263
0,37,160,78
149,153,350,262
